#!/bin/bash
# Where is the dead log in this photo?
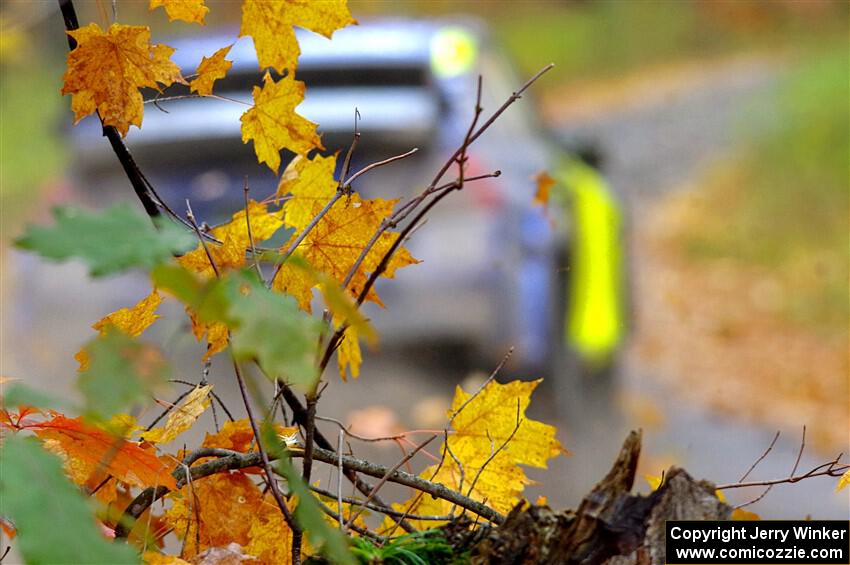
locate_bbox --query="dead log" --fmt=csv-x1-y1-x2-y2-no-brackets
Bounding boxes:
468,430,731,564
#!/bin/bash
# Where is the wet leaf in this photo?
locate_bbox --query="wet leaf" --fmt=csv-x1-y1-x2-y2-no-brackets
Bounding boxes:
165,471,278,559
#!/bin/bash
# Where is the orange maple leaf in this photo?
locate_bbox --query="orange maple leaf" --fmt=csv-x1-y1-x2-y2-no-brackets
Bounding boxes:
23,414,176,490
273,194,418,312
186,307,230,361
189,45,232,96
240,72,322,173
240,0,356,74
61,23,184,136
149,0,209,24
534,171,556,207
165,471,292,560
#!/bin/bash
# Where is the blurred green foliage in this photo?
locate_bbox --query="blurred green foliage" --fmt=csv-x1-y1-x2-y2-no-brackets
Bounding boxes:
0,25,66,231
682,42,849,332
492,1,848,86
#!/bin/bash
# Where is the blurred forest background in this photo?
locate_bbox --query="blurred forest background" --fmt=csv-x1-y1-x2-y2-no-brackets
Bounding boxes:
1,0,847,517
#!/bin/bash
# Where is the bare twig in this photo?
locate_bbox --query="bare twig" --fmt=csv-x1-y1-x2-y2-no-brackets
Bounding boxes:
116,442,505,538
279,384,416,533
738,430,780,482
718,454,847,491
339,108,361,187
309,485,453,522
345,435,437,531
337,429,344,530
186,200,220,278
319,66,552,369
342,148,419,189
790,425,806,478
268,190,344,287
231,361,300,563
243,178,264,279
449,348,513,427
466,400,521,499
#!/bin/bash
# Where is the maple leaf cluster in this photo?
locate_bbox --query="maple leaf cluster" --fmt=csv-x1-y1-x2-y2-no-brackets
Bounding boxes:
3,0,598,563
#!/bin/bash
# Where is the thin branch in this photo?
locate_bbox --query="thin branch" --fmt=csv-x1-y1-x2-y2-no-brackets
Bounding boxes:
231,361,300,556
345,435,437,531
466,400,521,499
718,454,847,490
58,0,160,219
790,425,806,478
318,66,552,369
342,148,419,189
339,108,361,186
449,348,513,427
243,178,264,280
116,442,505,539
279,384,416,533
186,200,220,278
309,485,453,522
268,190,344,287
337,429,345,530
738,430,780,482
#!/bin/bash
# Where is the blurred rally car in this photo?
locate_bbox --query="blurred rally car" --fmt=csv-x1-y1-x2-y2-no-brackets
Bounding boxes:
70,20,625,376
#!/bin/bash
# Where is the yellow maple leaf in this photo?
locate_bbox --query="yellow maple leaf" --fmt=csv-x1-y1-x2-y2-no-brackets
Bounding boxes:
273,194,418,311
143,551,192,565
76,289,162,371
244,504,294,564
240,0,356,74
336,321,361,381
278,153,338,230
837,469,850,492
644,474,663,491
413,380,566,516
189,44,232,96
61,23,184,136
179,199,284,277
732,507,760,520
149,0,208,24
240,72,322,173
141,384,212,444
534,171,556,207
93,290,163,337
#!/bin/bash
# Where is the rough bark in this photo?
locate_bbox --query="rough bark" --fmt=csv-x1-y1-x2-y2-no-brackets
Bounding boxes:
466,430,731,565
